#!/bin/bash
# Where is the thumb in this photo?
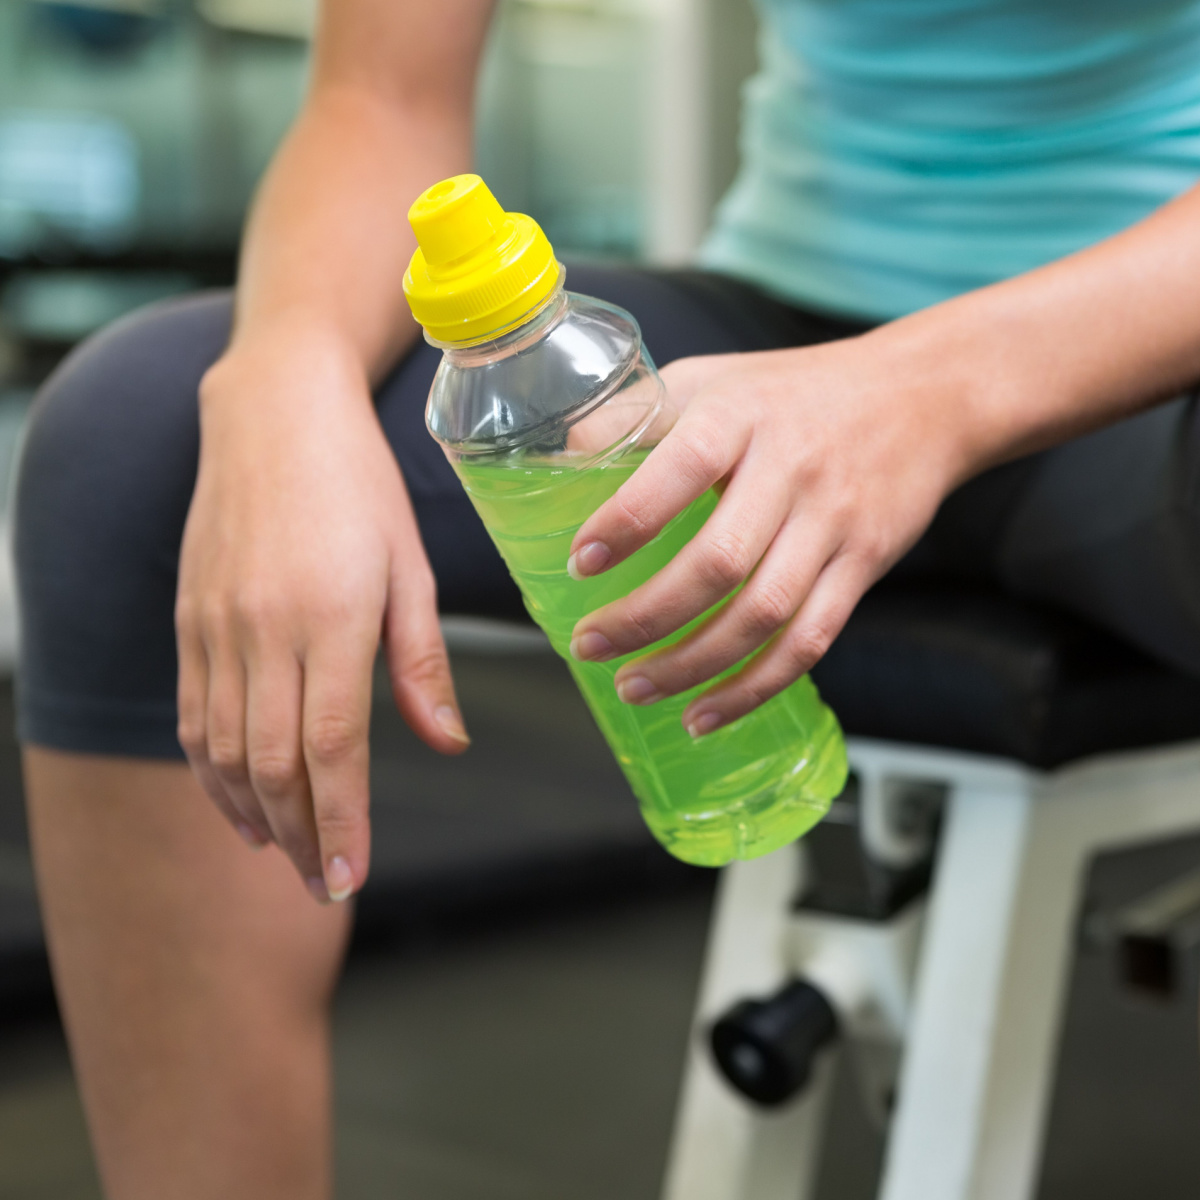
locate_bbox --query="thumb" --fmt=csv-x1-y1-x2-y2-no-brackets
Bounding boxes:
659,353,741,412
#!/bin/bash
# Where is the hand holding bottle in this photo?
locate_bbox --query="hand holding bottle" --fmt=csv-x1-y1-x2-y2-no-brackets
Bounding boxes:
412,174,848,865
567,329,979,736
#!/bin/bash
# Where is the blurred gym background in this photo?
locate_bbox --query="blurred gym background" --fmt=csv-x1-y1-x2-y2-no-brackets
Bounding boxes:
0,2,1199,1198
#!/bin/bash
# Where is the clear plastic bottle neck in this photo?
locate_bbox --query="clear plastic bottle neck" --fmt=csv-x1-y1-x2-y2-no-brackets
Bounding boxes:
425,270,658,459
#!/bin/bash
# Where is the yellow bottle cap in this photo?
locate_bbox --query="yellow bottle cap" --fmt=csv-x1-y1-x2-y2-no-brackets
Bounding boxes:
403,174,560,344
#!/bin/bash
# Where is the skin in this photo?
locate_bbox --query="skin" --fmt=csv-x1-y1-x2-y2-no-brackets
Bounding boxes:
174,0,496,904
25,750,350,1200
27,1,1200,1194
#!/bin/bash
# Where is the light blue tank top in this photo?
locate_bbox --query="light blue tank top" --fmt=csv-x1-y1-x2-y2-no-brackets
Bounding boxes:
699,0,1200,320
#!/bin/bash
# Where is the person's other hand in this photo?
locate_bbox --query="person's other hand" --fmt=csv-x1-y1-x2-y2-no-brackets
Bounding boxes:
176,322,468,903
566,329,980,736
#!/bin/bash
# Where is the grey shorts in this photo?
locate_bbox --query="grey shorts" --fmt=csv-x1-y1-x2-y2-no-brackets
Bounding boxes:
14,263,1200,758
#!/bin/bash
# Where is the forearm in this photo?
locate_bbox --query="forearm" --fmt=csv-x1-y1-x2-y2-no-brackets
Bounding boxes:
220,0,494,386
231,87,470,382
876,183,1200,481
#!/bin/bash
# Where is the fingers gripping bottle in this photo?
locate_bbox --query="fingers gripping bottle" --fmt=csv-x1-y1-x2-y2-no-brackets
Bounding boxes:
404,174,847,867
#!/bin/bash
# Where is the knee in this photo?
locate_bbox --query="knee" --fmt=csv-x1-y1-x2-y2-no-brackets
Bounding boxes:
19,291,232,484
13,294,234,727
14,291,233,564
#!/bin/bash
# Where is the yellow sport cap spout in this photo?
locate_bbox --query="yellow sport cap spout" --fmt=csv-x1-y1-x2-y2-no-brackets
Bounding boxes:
403,174,560,344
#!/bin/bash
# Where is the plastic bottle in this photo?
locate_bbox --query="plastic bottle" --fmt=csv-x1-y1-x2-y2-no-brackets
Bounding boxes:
403,174,846,867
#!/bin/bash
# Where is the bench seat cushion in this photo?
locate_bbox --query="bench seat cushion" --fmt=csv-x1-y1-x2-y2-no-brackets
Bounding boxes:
811,587,1200,769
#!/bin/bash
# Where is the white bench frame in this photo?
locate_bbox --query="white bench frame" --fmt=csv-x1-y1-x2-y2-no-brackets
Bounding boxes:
663,736,1200,1200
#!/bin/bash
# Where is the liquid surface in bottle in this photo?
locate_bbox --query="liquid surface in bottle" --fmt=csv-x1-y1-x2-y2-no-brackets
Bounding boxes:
457,455,847,866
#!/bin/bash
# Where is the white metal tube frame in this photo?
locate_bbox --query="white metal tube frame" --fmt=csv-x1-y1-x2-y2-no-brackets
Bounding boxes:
663,736,1200,1200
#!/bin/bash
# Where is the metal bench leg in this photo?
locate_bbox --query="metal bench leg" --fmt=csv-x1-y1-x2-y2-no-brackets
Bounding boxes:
877,770,1071,1200
662,847,837,1200
666,741,1200,1200
881,745,1200,1200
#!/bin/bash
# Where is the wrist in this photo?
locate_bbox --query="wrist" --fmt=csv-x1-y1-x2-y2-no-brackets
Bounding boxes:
868,287,1059,488
853,307,991,492
199,310,370,417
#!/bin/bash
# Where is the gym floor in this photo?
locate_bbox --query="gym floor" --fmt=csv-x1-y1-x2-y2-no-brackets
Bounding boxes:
1,650,1199,1200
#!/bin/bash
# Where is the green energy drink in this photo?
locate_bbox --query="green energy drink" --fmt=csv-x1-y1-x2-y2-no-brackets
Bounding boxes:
458,456,847,867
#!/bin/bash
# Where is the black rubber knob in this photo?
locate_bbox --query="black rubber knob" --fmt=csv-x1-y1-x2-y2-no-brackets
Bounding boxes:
709,979,839,1107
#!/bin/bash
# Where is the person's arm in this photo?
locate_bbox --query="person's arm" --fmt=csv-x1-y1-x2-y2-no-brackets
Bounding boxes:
231,2,494,376
566,184,1200,736
175,0,495,903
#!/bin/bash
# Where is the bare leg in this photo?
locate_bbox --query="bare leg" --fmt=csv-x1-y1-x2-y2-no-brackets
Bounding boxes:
24,749,352,1200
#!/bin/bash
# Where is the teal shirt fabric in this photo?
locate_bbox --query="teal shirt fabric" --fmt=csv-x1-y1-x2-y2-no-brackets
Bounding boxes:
699,0,1200,321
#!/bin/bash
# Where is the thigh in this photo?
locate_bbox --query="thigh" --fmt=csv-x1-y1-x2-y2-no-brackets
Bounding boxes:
896,395,1200,677
15,267,864,758
16,290,525,757
15,292,229,757
994,395,1200,675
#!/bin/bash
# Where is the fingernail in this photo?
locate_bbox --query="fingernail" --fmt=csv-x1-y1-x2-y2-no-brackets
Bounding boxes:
570,630,614,662
435,705,470,744
616,675,661,705
325,855,354,903
306,876,331,905
235,821,267,850
567,542,611,581
686,711,724,739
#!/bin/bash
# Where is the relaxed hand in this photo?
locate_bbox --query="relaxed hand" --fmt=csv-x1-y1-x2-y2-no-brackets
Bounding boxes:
176,322,468,903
